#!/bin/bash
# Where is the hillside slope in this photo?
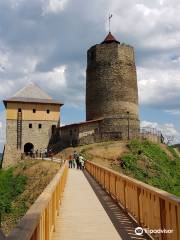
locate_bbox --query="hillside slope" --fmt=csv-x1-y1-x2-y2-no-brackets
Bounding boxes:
0,159,60,235
57,140,180,196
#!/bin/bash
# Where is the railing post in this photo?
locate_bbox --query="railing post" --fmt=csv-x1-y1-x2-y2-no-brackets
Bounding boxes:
159,198,167,240
123,180,127,210
137,187,141,224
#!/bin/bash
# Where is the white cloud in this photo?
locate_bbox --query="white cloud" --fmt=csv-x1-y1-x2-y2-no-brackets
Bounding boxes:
165,109,180,115
33,65,67,92
137,67,180,110
42,0,69,14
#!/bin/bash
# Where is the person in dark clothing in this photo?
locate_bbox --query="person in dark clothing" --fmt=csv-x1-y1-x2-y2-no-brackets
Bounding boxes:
76,156,80,169
69,154,73,168
74,151,80,169
79,155,85,170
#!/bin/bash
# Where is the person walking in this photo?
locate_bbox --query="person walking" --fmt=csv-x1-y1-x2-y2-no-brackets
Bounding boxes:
74,151,80,169
79,155,85,170
36,149,39,158
72,157,76,168
44,148,47,158
69,154,73,168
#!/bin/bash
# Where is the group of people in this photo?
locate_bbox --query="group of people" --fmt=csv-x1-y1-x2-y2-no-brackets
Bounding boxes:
68,151,85,170
28,148,50,158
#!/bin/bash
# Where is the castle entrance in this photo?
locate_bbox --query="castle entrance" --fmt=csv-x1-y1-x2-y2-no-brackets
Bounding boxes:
24,142,34,154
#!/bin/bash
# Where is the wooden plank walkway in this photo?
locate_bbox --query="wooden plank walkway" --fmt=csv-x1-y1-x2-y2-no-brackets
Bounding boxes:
52,168,122,240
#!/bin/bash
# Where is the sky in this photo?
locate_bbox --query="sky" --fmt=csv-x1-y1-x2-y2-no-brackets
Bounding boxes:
0,0,180,151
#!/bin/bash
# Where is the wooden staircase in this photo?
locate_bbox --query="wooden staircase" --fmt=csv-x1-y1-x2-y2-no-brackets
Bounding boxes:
17,111,22,149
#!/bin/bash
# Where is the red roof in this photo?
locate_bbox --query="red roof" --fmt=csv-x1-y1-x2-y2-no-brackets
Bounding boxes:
101,32,120,44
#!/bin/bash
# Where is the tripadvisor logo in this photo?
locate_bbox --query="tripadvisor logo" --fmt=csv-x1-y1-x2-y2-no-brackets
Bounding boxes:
135,227,144,236
135,227,173,236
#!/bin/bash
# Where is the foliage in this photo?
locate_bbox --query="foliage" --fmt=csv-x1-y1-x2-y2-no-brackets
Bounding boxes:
168,146,179,158
121,139,180,196
0,168,27,222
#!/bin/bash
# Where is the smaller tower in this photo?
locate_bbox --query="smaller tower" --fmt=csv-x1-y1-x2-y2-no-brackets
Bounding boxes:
2,82,63,168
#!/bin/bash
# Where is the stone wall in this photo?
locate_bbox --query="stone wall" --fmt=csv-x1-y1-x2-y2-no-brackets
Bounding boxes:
6,119,58,151
86,43,139,120
140,133,163,144
2,144,21,168
100,117,140,140
60,121,102,148
3,119,58,167
86,41,140,140
60,116,140,148
21,120,58,151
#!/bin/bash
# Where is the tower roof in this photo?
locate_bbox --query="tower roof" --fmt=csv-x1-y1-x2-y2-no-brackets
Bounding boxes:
3,82,63,106
14,82,52,100
101,32,120,44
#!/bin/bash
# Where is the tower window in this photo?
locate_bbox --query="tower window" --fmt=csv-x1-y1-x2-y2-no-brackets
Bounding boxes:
33,109,36,113
18,108,21,112
47,109,50,114
29,123,32,128
38,124,42,129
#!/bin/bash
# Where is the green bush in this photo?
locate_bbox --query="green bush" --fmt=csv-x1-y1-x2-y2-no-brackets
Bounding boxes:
120,139,180,196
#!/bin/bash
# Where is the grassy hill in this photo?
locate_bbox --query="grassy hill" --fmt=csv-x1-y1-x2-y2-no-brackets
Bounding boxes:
57,140,180,197
0,159,60,235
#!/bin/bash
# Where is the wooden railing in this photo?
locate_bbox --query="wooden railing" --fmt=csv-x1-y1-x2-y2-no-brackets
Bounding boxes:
85,161,180,240
7,161,68,240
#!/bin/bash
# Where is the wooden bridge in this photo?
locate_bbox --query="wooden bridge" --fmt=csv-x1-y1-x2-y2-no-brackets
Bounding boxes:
4,161,180,240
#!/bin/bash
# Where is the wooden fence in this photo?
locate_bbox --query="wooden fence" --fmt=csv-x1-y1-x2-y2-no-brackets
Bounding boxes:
6,161,68,240
85,161,180,240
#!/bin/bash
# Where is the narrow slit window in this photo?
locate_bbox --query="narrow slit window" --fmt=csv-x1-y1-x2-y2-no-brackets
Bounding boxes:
38,124,42,129
29,123,32,128
47,109,50,114
33,109,36,113
18,108,21,112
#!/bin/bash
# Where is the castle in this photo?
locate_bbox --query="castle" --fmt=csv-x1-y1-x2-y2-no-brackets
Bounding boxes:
2,32,140,167
60,32,140,147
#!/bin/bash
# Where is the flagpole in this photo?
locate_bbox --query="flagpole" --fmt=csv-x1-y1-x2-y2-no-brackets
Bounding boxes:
108,14,112,33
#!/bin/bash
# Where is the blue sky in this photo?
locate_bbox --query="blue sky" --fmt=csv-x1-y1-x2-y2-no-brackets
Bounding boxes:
0,0,180,151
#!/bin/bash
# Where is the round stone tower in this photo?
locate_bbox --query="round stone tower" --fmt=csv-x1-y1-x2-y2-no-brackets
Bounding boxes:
86,32,140,139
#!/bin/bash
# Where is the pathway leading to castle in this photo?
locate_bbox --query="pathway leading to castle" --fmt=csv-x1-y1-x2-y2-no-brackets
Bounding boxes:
52,168,122,240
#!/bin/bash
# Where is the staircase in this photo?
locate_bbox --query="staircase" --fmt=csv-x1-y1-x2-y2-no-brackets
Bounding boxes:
17,111,22,149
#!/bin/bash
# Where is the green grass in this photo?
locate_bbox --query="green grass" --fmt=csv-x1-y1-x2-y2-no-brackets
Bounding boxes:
121,140,180,196
0,168,27,224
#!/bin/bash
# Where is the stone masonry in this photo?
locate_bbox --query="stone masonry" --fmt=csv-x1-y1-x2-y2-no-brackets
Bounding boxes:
59,33,140,148
86,33,140,140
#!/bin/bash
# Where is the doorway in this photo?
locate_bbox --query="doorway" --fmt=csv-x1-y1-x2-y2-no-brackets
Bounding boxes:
24,142,34,154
